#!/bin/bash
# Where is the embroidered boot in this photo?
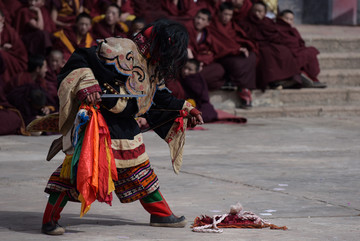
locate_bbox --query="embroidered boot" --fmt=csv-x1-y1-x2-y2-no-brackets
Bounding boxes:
140,189,187,228
41,192,68,235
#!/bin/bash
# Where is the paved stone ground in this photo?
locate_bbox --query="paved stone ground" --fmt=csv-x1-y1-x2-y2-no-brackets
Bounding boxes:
0,117,359,241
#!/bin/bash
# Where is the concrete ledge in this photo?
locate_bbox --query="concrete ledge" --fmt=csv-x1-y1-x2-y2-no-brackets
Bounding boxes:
318,52,360,69
234,105,360,118
319,69,360,87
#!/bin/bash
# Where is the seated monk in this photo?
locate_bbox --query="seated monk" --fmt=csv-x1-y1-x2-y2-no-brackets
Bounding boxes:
237,1,305,90
276,9,326,88
231,0,252,22
92,3,128,39
53,12,96,61
128,17,146,37
0,0,22,25
0,9,28,88
49,0,84,29
86,0,135,22
14,0,56,56
45,50,65,109
184,8,225,109
195,0,222,17
161,0,198,24
209,2,257,108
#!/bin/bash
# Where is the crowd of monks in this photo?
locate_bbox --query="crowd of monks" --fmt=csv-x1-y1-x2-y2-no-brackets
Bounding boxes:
0,0,325,134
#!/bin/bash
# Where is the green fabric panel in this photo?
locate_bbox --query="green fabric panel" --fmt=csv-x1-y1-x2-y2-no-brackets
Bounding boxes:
60,195,69,208
141,189,163,203
48,192,61,205
71,130,85,183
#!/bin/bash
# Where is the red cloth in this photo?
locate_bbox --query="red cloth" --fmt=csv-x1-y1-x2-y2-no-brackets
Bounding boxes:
161,0,198,23
49,0,84,27
0,23,28,86
232,0,253,22
92,19,127,39
165,78,186,100
5,72,47,94
184,20,216,65
208,16,258,60
238,15,300,89
276,18,320,82
1,0,23,25
14,6,56,35
132,0,168,23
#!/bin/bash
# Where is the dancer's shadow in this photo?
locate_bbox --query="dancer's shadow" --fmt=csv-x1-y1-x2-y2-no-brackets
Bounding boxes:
0,210,148,235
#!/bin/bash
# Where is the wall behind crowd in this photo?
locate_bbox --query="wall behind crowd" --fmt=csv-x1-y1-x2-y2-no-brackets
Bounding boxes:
279,0,360,25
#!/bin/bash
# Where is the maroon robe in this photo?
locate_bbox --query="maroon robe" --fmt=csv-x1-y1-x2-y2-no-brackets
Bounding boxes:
232,0,252,22
14,6,55,56
165,78,186,100
208,17,257,90
276,18,320,82
0,85,26,135
5,72,47,94
49,0,84,28
0,23,28,88
132,0,168,23
238,15,300,89
92,19,127,39
195,0,221,17
85,0,135,18
53,26,96,60
184,20,216,65
1,0,23,25
161,0,198,23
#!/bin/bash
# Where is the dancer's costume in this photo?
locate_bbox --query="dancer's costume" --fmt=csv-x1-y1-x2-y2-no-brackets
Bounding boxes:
41,32,199,234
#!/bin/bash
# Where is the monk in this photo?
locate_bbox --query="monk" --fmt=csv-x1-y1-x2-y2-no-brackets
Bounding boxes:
161,0,198,23
85,0,135,21
231,0,252,22
128,17,146,37
0,9,28,88
45,50,65,108
5,55,48,94
276,9,326,88
6,55,54,126
179,59,218,123
237,1,304,90
209,2,257,108
0,85,28,136
53,12,96,61
0,0,22,25
92,3,127,39
131,0,168,23
49,0,84,29
195,0,222,17
184,8,226,108
14,0,55,56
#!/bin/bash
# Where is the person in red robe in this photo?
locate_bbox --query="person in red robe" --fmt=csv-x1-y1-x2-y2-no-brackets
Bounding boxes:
0,84,28,136
276,9,326,88
184,8,225,97
85,0,135,21
92,3,127,39
48,0,84,29
237,2,304,90
208,2,257,108
196,0,223,17
132,0,168,23
53,12,96,61
6,55,55,126
161,0,199,24
231,0,252,22
14,0,56,56
0,9,28,88
0,0,23,25
45,49,65,109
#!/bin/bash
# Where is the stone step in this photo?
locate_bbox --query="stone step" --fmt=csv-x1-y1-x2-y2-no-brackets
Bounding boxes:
209,87,360,109
298,25,360,53
232,105,360,118
318,69,360,87
303,37,360,53
318,52,360,69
